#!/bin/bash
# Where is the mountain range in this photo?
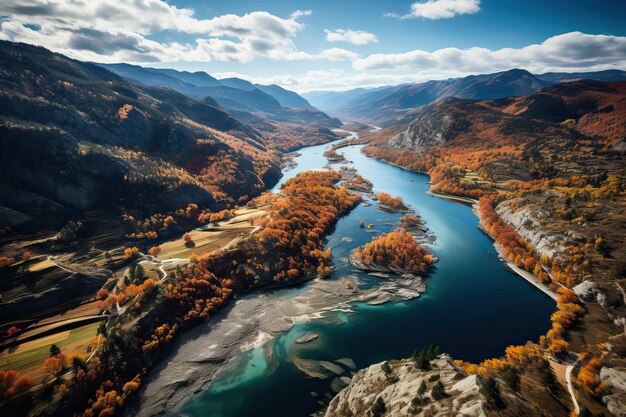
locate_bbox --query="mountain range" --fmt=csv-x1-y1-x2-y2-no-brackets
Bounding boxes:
0,41,282,231
304,69,626,126
101,63,341,147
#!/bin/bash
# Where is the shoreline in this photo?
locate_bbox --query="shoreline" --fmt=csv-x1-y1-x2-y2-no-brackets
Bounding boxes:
363,150,556,303
136,141,557,416
425,190,478,205
491,241,557,301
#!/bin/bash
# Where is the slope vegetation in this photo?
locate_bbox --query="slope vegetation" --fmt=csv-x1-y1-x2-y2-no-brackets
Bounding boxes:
363,80,626,416
0,41,280,231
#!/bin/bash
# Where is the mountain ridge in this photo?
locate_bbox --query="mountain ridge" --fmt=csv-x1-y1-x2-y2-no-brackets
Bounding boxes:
304,69,626,126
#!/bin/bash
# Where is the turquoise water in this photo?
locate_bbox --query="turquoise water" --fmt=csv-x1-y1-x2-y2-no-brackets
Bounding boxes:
181,142,556,417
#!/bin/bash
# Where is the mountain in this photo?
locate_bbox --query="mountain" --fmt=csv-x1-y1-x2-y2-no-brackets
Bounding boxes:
102,63,314,110
0,41,280,231
102,63,341,150
253,84,313,109
306,69,626,127
218,77,257,91
380,80,626,155
537,69,626,84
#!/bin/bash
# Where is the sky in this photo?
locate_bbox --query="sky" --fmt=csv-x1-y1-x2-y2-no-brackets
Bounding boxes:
1,0,625,92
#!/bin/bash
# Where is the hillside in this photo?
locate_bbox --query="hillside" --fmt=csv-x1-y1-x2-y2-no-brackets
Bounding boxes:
362,80,626,416
0,41,280,232
325,354,567,417
306,69,626,127
102,63,341,151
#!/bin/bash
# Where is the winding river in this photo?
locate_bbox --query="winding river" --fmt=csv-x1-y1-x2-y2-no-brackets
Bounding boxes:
178,134,556,417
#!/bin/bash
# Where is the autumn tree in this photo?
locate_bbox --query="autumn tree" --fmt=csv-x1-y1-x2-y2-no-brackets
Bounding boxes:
577,356,605,397
355,229,435,274
6,326,20,338
44,354,66,379
0,370,30,399
96,289,109,299
148,246,161,257
124,247,139,259
377,192,406,210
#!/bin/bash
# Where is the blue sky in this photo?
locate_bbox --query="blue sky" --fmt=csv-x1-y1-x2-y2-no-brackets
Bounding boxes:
1,0,625,91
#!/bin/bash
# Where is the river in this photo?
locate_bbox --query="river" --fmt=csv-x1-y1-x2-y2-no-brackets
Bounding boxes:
176,134,556,417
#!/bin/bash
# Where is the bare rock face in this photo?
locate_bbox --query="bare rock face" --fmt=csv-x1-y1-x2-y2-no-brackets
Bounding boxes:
495,199,564,259
324,355,537,417
384,99,468,153
600,367,626,417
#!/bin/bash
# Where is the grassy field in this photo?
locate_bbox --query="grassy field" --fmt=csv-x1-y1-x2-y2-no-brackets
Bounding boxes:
157,205,269,260
0,322,100,383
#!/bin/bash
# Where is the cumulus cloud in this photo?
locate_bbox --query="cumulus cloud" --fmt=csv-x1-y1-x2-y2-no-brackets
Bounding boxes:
214,32,626,93
318,47,360,61
325,29,378,45
0,1,342,63
386,0,481,20
354,32,626,73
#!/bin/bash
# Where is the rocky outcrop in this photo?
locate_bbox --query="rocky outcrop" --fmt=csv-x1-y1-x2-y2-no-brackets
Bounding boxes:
325,355,538,417
495,199,566,259
600,367,626,417
383,99,469,153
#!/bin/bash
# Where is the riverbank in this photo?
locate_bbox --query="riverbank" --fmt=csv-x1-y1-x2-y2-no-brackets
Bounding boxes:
144,142,556,417
425,190,478,205
365,153,554,303
132,251,438,416
492,242,557,301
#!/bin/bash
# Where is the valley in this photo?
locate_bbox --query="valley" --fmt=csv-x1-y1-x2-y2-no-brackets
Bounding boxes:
0,34,624,417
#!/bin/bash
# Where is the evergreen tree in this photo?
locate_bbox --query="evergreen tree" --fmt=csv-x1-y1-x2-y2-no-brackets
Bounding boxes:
97,322,107,336
72,356,87,372
501,366,521,391
382,361,392,375
480,377,504,408
49,344,61,357
418,380,427,396
415,350,430,370
431,380,447,400
135,264,145,284
371,397,386,417
539,359,557,392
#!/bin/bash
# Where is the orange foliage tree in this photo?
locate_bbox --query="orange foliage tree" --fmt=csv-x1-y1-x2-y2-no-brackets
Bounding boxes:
123,247,139,259
377,192,406,210
148,246,161,257
355,229,435,274
0,370,31,399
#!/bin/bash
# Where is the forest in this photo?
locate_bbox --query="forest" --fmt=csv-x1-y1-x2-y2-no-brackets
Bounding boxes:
0,170,362,417
354,229,434,275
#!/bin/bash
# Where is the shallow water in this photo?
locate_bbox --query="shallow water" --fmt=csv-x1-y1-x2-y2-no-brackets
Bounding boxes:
181,140,556,417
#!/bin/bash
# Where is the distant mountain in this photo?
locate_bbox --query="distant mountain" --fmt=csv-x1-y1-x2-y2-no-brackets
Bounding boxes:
306,69,626,126
379,80,626,155
0,41,280,231
218,77,257,91
102,63,314,110
253,84,313,109
537,69,626,84
101,63,341,149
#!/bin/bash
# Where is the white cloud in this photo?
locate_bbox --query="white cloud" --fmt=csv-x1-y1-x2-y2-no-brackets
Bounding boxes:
325,29,378,45
212,32,626,93
386,0,481,20
319,48,360,61
0,1,338,63
290,10,312,19
354,32,626,73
